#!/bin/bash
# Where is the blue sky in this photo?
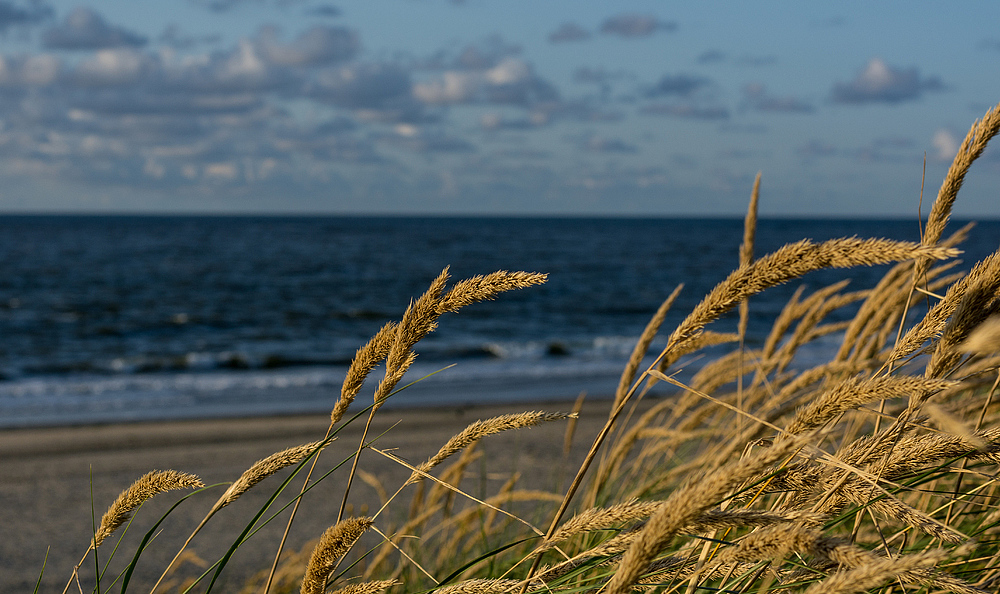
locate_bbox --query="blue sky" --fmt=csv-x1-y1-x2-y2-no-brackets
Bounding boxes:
0,1,997,216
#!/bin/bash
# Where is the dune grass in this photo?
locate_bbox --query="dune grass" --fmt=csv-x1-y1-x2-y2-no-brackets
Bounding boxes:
56,101,1000,594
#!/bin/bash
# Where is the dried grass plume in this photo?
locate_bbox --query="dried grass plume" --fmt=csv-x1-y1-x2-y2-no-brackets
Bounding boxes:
93,470,203,548
216,440,328,511
302,517,374,594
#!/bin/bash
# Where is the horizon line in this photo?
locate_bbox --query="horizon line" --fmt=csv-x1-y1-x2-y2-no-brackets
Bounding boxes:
0,211,996,221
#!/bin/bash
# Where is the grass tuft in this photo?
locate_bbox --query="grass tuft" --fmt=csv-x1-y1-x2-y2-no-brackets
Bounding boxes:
50,100,1000,594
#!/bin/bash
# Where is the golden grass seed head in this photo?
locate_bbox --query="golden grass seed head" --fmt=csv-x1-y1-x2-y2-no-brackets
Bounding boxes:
606,434,809,594
218,440,327,510
740,172,761,269
435,271,548,314
329,580,397,594
615,284,683,409
335,321,398,424
785,375,954,435
666,238,958,353
432,579,520,594
93,470,203,548
802,547,952,594
714,522,819,566
889,247,1000,366
301,517,374,594
925,100,1000,249
407,412,576,485
541,499,664,551
959,315,1000,355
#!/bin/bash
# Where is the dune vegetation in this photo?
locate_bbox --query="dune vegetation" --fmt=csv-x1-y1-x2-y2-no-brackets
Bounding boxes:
55,101,1000,594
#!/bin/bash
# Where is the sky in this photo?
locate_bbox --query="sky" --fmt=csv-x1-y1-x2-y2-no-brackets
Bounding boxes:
0,1,997,216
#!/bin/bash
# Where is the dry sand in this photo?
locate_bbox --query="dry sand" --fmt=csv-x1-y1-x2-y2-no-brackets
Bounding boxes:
0,397,626,593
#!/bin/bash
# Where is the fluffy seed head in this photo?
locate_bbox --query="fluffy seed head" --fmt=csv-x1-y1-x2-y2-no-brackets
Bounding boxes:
93,470,203,548
667,237,958,351
328,580,396,594
218,440,327,510
432,579,520,594
435,271,547,314
302,517,374,594
407,412,575,485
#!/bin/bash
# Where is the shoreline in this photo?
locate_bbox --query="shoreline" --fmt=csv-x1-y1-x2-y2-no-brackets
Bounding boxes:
0,362,626,430
1,396,633,593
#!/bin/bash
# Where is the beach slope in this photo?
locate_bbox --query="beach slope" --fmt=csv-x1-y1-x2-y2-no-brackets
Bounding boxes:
0,400,611,592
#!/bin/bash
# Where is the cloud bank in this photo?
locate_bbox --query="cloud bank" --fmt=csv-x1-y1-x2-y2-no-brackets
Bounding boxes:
831,58,944,104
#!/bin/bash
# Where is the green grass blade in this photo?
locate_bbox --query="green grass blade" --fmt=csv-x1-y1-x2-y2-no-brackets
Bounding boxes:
32,547,49,594
436,536,539,586
99,502,143,586
187,422,395,594
117,484,223,594
195,436,335,593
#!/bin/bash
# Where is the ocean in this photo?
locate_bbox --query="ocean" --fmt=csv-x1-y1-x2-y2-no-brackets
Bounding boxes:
0,216,996,427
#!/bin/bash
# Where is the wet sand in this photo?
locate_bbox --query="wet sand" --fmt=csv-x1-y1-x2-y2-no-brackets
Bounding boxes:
0,398,619,593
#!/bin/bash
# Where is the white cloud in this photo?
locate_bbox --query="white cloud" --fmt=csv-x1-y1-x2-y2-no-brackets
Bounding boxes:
75,49,148,86
255,25,359,67
414,57,556,107
310,62,413,110
204,162,238,179
933,128,959,161
23,53,59,85
0,53,61,86
143,157,165,179
421,35,522,71
485,57,529,86
219,39,269,81
413,70,481,103
831,58,944,104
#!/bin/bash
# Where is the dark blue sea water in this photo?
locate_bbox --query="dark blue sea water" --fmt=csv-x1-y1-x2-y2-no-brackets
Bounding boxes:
0,216,996,427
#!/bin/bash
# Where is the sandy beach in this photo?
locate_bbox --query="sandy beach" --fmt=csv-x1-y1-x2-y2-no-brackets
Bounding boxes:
0,397,621,593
